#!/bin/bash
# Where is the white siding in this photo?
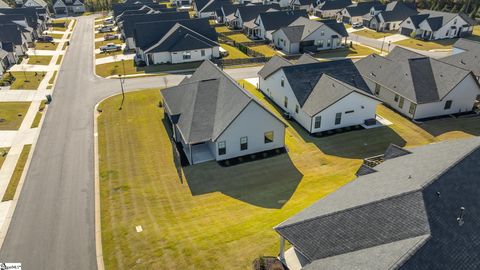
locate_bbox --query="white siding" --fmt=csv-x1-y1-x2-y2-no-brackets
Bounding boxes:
150,47,220,64
214,102,285,160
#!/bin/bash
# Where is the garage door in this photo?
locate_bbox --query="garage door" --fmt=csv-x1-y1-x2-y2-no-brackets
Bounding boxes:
400,28,413,36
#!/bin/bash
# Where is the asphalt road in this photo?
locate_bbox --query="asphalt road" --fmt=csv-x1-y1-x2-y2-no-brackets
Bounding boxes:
0,16,260,269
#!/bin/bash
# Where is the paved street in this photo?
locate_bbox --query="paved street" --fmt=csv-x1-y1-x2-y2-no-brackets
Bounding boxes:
0,16,260,269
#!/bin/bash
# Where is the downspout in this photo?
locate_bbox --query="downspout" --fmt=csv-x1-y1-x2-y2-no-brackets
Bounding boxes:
279,236,286,262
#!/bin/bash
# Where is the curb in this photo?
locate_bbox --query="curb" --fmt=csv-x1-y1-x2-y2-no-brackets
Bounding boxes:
93,101,105,270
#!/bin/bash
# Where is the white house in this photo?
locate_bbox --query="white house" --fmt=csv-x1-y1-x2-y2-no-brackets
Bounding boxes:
399,10,476,40
337,1,381,25
362,1,417,32
356,47,480,120
245,9,307,40
289,0,316,11
272,17,348,54
229,4,278,29
194,0,230,18
161,60,286,165
258,55,380,134
314,0,351,18
53,0,85,16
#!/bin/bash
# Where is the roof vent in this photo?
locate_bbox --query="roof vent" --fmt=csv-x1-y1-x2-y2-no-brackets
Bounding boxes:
457,207,465,226
436,191,441,198
460,59,465,64
370,72,375,76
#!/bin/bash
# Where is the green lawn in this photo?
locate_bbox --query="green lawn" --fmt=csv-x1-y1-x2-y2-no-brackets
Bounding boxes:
314,44,378,58
49,33,64,39
95,60,201,77
352,29,396,39
2,144,31,201
48,71,57,85
394,38,456,50
0,148,9,169
228,33,252,42
95,50,124,59
56,55,63,65
27,55,52,65
31,100,47,129
215,26,231,33
0,102,30,130
6,72,46,90
34,42,59,51
250,45,277,57
220,43,249,59
95,39,123,49
97,79,477,269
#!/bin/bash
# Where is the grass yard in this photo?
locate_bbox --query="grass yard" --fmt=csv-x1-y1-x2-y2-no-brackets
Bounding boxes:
30,100,46,128
49,33,64,39
394,38,456,50
314,44,378,58
352,29,396,39
2,144,31,202
250,45,277,57
95,59,201,77
27,55,52,65
95,50,124,59
56,55,63,65
220,43,249,59
0,102,30,130
48,71,57,85
6,72,46,90
228,33,252,42
0,148,9,169
97,78,478,269
95,32,113,39
95,39,122,49
215,26,232,33
34,42,59,51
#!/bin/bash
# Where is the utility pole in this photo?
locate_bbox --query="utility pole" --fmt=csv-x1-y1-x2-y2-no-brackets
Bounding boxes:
118,74,125,110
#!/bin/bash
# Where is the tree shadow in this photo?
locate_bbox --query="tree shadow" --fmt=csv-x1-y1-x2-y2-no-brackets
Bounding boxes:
183,154,303,209
417,114,480,138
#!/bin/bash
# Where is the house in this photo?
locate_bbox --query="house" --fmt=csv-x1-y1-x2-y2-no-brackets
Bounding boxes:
399,10,476,40
363,1,417,32
441,38,480,81
355,47,480,120
0,14,35,44
22,0,48,12
314,0,351,18
275,137,480,270
53,0,85,16
0,24,28,56
229,4,279,29
161,60,286,165
289,0,316,11
0,7,45,38
245,9,308,40
0,0,10,8
121,12,190,49
337,1,381,25
258,56,379,133
272,17,348,54
133,18,219,65
216,3,241,23
112,3,157,18
194,0,230,18
0,48,12,77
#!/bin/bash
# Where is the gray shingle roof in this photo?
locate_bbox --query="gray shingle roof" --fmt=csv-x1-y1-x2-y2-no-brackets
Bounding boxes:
196,0,230,13
355,164,377,176
343,1,381,17
161,61,284,144
379,1,417,22
236,4,278,24
355,47,472,104
275,137,480,269
383,144,411,160
121,12,190,38
295,53,318,64
409,10,476,31
258,55,292,79
256,9,307,31
440,39,480,78
317,0,351,11
277,17,347,43
0,24,23,45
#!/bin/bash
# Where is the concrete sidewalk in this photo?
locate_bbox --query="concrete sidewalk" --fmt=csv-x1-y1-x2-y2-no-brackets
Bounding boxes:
95,53,134,65
0,90,51,102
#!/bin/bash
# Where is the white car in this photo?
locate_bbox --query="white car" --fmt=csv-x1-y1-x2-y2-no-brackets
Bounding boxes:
100,43,121,52
99,26,113,33
104,34,118,41
352,22,363,29
104,18,114,24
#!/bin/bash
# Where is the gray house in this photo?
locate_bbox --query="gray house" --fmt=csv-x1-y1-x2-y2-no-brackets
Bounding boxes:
161,60,286,165
272,17,348,54
53,0,85,16
275,137,480,270
355,47,480,120
441,38,480,81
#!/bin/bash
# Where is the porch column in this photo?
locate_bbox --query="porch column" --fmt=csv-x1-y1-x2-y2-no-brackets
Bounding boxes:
279,236,286,262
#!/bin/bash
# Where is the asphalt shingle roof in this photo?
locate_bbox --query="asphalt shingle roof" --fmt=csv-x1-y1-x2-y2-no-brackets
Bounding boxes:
256,9,307,31
277,17,347,43
440,39,480,78
355,47,472,104
0,24,23,45
121,12,190,38
344,1,381,17
295,53,318,64
196,0,230,13
379,1,417,22
257,55,292,79
236,4,278,24
408,10,475,31
317,0,351,11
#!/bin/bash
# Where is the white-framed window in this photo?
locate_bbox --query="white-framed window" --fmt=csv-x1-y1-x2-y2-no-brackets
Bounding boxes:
444,100,453,110
314,116,321,129
182,51,191,60
240,136,248,150
321,30,325,36
201,49,205,57
281,77,285,87
335,112,342,125
218,141,226,155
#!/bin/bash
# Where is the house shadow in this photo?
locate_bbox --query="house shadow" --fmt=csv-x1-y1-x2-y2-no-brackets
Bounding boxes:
183,154,303,209
136,61,202,75
417,114,480,138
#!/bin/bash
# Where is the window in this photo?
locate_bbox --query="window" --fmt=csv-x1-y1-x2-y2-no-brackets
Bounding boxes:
201,49,205,57
264,131,274,144
345,110,354,114
218,141,226,155
284,96,288,108
409,103,416,115
318,40,324,48
399,97,404,108
295,105,299,114
374,83,380,95
394,94,399,102
327,39,331,47
335,112,342,125
444,100,453,110
321,30,324,36
281,77,284,87
182,51,191,60
240,136,248,150
314,116,322,129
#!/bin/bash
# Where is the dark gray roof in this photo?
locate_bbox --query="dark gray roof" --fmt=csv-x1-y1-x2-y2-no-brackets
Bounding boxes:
355,164,377,176
112,2,161,17
355,47,472,104
317,0,351,11
220,3,243,17
121,12,190,38
0,23,23,45
275,137,480,269
134,18,217,50
0,7,39,30
281,59,372,107
384,143,411,160
409,10,476,31
441,39,480,78
236,4,278,23
258,55,292,78
145,23,218,53
343,1,381,17
295,53,318,64
196,0,230,13
276,17,347,43
161,61,284,144
379,1,417,22
256,9,307,31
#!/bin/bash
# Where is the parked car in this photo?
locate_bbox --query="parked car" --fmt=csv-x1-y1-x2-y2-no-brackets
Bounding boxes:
100,43,122,53
99,26,114,33
352,22,363,29
104,34,118,41
103,18,114,24
38,35,54,42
